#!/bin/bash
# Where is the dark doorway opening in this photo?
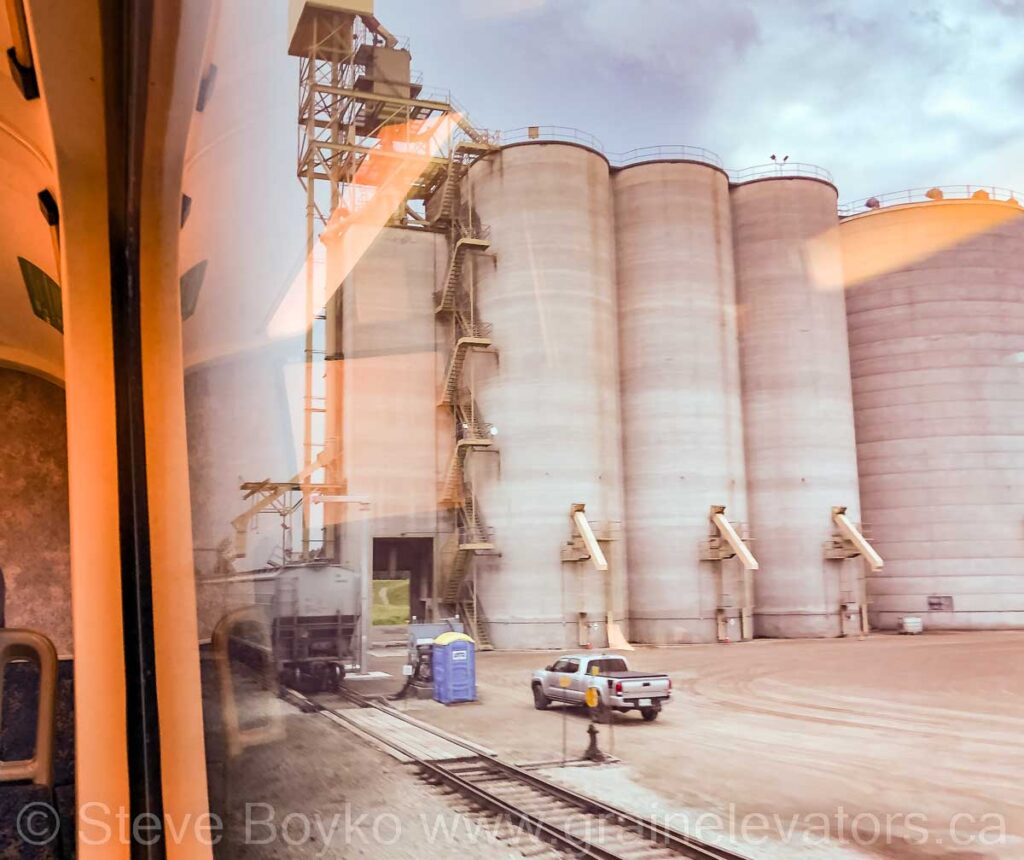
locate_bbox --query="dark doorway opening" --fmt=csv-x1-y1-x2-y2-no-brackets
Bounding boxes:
371,537,433,627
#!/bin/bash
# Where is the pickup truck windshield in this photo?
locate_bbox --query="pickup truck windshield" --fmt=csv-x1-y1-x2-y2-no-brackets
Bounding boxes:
588,658,629,674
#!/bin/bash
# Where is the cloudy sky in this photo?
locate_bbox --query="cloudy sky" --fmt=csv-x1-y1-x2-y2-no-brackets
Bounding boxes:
375,0,1024,202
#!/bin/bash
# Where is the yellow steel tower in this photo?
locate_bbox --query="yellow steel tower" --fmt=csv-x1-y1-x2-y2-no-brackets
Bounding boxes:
287,2,498,643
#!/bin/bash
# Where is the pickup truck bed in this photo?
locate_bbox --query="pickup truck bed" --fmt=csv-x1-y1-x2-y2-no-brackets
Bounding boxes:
600,670,665,680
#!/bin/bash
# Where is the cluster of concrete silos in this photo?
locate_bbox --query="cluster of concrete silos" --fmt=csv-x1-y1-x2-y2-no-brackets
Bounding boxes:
183,130,1024,649
174,1,1022,659
457,142,864,649
451,141,1024,649
176,0,1023,653
177,125,1023,650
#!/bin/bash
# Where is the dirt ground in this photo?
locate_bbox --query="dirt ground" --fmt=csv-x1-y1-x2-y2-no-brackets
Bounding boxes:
356,631,1024,859
203,664,545,859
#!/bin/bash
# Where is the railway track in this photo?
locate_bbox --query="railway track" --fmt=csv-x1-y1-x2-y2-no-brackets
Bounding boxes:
291,685,751,860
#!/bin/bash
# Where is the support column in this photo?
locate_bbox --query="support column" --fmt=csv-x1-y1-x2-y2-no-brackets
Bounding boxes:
138,0,215,853
29,0,131,851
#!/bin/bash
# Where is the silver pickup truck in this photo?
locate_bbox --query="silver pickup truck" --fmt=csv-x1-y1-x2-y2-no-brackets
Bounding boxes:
531,653,672,722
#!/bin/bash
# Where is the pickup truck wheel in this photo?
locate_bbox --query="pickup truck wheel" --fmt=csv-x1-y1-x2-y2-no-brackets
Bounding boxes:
532,683,550,710
589,700,612,724
640,707,659,722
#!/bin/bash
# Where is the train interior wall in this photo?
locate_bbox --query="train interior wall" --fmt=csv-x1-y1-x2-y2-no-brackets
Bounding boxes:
0,367,77,850
0,367,72,654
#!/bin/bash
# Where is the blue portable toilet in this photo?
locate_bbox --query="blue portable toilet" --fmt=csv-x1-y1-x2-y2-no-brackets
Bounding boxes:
432,631,476,704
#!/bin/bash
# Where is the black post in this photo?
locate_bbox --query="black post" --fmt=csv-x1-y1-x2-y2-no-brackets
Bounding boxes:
99,0,165,854
584,722,608,763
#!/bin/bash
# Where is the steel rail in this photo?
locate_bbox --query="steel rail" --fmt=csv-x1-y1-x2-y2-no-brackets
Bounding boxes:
420,756,630,860
462,756,746,860
295,685,750,860
295,690,623,858
330,685,497,757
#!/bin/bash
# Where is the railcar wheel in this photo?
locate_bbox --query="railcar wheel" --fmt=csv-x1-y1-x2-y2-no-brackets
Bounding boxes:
312,666,326,693
328,663,345,692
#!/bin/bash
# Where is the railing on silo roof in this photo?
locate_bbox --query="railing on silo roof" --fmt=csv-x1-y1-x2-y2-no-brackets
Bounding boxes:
615,144,724,168
498,125,607,151
727,162,835,185
495,129,726,170
839,185,1024,217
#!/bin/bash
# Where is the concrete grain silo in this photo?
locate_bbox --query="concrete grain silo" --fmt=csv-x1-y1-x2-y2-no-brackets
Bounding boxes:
841,198,1024,629
614,160,750,644
466,142,628,649
732,177,865,638
323,225,446,621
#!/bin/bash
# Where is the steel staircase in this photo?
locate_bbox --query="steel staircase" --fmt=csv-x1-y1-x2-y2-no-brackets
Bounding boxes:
453,390,493,438
434,233,491,313
459,495,491,547
441,438,491,503
435,204,496,648
442,496,493,601
441,312,492,404
440,395,494,502
440,499,492,603
428,137,494,228
442,495,495,651
433,167,460,224
458,600,494,650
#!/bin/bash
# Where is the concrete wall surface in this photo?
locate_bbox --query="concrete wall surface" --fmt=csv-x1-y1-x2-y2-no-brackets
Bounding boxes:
842,201,1024,630
467,143,628,649
732,178,863,638
329,227,444,539
0,369,72,654
615,161,748,643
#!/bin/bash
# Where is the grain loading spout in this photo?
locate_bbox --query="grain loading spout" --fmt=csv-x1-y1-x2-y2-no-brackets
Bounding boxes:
700,506,757,641
571,505,608,572
564,505,632,650
832,506,884,571
709,505,759,570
